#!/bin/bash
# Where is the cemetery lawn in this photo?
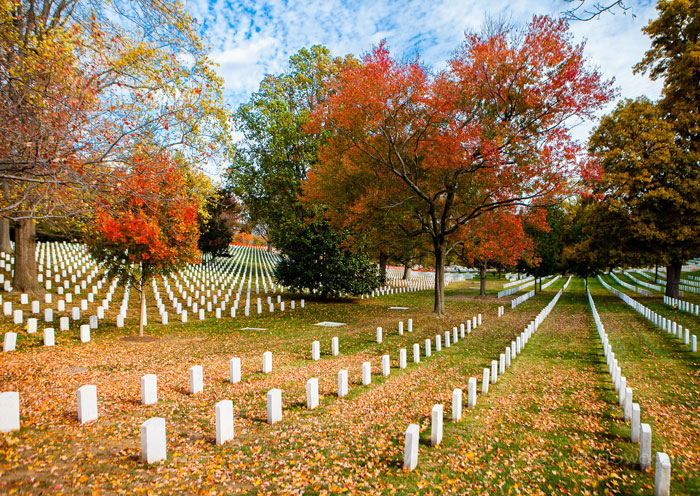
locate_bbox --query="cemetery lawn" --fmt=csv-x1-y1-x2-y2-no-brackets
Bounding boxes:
1,276,699,495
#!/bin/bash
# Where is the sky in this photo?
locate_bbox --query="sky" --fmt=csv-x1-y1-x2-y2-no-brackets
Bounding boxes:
186,0,663,171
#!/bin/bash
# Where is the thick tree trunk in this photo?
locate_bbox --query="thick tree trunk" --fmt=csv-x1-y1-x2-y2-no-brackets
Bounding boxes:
267,240,272,253
479,263,487,296
665,261,682,299
378,252,388,285
402,265,411,280
497,266,502,280
0,218,12,254
0,183,13,254
433,239,446,315
12,218,39,293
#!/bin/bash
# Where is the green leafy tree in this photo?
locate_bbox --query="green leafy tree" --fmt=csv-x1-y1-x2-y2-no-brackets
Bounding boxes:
518,205,566,291
274,219,380,298
227,45,355,245
198,189,240,261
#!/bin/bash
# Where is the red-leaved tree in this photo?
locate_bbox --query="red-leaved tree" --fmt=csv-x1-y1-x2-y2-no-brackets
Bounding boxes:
455,208,535,296
305,16,614,315
87,149,200,336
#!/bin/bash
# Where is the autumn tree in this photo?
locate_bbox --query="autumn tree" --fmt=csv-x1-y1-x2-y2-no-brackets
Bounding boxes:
0,0,229,293
87,149,199,336
306,17,613,315
587,97,698,297
455,208,534,296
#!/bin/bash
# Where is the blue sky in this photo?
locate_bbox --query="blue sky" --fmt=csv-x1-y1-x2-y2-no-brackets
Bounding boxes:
187,0,662,157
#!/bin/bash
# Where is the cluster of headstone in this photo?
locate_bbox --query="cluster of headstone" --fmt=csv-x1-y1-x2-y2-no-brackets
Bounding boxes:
609,271,653,297
511,290,535,309
663,295,700,317
639,268,699,296
587,289,671,496
598,276,698,353
404,276,572,471
625,270,664,292
1,243,312,352
497,277,536,298
540,275,561,290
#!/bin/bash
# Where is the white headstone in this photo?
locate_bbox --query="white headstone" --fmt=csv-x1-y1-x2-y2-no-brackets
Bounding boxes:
13,309,22,324
262,351,272,374
311,341,320,361
624,387,633,422
141,417,166,463
266,388,282,424
362,362,372,385
482,368,490,394
77,385,98,423
382,355,390,377
43,328,55,347
408,319,413,333
452,388,462,422
425,339,431,357
654,452,671,496
332,336,339,356
141,374,158,405
431,404,443,446
189,366,203,394
640,423,652,470
376,327,383,344
631,403,640,443
306,378,319,409
403,424,419,471
413,343,420,363
491,360,498,384
215,400,234,445
399,348,407,369
338,369,348,398
27,318,37,334
468,377,477,407
229,358,241,384
3,332,16,352
0,391,20,432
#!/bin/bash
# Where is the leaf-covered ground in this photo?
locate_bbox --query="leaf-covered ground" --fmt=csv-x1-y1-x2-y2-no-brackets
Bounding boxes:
1,276,699,495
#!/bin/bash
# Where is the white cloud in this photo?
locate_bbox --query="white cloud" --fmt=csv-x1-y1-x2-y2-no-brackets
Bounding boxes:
188,0,664,151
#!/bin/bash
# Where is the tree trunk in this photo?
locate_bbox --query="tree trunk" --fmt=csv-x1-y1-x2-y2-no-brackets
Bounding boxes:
0,218,12,254
0,182,12,253
378,252,388,285
13,218,40,293
433,239,446,315
479,263,487,296
139,274,147,337
267,240,272,253
539,276,542,292
654,264,659,284
402,265,411,280
497,266,502,280
665,261,682,299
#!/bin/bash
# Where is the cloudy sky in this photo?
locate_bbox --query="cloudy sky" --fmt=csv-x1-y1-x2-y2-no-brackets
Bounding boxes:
187,0,663,161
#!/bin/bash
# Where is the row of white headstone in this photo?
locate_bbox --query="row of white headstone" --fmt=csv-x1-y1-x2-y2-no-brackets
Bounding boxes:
663,295,700,317
599,276,698,353
511,290,535,309
587,288,671,496
404,277,571,470
609,272,654,297
626,270,664,292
